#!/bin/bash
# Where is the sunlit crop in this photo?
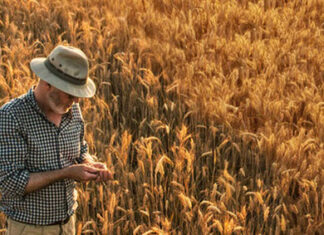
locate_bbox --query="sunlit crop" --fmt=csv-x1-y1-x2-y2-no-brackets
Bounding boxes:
0,0,323,234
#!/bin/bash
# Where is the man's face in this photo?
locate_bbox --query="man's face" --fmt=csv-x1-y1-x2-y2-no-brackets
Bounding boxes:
47,87,80,115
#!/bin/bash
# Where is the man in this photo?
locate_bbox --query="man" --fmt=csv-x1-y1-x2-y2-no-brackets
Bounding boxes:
0,45,113,234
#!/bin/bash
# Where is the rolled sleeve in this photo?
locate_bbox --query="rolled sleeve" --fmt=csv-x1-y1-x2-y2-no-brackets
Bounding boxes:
0,110,29,197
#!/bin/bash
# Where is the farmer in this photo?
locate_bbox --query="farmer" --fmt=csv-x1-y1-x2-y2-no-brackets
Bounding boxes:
0,45,113,234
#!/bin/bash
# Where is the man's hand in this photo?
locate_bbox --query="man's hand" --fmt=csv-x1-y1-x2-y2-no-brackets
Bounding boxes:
93,162,114,182
65,164,99,182
83,160,114,182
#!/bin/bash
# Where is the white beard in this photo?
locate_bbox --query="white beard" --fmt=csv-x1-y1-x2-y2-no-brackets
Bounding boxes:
47,90,73,115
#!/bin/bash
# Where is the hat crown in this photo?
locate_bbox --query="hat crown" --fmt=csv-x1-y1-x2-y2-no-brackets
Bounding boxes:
30,44,96,98
48,45,89,80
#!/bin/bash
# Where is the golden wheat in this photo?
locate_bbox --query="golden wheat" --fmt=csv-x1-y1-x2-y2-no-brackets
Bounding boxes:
0,0,323,234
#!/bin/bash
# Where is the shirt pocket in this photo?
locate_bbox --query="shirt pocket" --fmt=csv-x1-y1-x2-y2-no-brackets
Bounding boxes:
26,145,59,171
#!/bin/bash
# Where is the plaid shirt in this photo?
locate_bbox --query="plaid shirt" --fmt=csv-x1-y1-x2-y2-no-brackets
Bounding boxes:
0,88,89,225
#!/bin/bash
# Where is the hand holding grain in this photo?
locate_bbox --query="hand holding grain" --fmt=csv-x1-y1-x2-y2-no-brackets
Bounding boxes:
87,162,114,182
66,164,99,182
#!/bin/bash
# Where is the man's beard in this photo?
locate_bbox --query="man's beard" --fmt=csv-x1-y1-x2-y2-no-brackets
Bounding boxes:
47,90,73,115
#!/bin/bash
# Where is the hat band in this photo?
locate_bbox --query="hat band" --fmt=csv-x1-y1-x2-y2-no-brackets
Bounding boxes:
44,58,87,85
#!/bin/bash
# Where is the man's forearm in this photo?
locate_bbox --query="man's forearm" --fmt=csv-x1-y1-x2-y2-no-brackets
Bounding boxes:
24,168,68,194
24,164,99,194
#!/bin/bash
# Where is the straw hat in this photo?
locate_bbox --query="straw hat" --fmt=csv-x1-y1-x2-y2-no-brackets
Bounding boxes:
30,45,96,98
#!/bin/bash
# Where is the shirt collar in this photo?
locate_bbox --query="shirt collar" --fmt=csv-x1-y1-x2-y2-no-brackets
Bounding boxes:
25,88,45,116
25,88,73,119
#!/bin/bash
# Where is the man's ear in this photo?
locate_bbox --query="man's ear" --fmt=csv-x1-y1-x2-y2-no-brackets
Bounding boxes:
45,82,52,90
39,80,50,87
39,80,52,91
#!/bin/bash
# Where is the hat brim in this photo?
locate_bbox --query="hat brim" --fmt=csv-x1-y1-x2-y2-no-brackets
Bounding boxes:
30,58,96,98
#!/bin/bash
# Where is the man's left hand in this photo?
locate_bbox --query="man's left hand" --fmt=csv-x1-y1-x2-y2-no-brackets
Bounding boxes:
84,161,114,182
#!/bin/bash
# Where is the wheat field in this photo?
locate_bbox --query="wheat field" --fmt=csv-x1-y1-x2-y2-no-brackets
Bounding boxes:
0,0,323,234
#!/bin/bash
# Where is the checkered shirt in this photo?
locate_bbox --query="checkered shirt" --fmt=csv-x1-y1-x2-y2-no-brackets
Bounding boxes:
0,88,89,225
